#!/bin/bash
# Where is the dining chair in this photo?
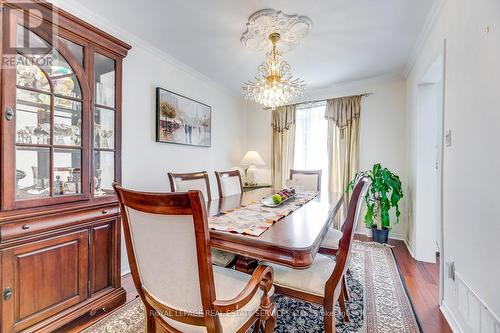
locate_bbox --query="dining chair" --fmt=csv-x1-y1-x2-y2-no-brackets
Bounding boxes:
215,170,243,198
114,184,277,333
289,169,322,191
262,178,370,333
168,171,212,201
168,171,237,268
289,169,344,260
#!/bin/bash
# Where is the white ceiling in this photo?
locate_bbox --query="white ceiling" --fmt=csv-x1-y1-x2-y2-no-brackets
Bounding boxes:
76,0,435,92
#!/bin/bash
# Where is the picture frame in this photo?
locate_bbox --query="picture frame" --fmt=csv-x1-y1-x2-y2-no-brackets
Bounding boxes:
156,87,211,147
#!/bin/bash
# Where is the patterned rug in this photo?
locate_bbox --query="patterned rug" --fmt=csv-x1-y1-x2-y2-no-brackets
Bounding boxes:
82,242,420,333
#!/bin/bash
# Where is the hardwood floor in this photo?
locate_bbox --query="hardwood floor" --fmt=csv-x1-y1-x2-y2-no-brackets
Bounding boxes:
59,236,451,332
356,234,452,333
55,278,139,333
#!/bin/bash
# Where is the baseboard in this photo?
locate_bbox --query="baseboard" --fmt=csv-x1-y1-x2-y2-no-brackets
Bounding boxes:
440,301,464,333
388,232,407,241
403,238,416,259
121,265,131,277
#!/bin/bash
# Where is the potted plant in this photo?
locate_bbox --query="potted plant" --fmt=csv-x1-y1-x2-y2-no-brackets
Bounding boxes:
347,163,403,244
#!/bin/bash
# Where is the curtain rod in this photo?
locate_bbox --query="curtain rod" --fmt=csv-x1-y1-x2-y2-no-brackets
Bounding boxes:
292,92,373,107
263,92,373,110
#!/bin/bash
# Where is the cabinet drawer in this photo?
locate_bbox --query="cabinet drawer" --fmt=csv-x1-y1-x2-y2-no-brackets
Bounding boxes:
0,206,118,242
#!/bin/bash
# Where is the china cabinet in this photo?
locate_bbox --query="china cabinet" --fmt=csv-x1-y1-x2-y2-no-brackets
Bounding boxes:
0,1,130,331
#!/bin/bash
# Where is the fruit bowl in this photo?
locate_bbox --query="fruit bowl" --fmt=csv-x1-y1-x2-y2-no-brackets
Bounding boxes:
261,188,296,208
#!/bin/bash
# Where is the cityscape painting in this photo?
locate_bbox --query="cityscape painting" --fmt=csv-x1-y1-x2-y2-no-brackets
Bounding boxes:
156,87,211,147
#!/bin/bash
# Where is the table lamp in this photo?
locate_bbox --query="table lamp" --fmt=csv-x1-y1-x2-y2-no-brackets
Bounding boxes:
240,150,265,186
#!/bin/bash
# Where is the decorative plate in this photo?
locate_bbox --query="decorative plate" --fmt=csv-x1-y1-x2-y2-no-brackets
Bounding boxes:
261,194,296,208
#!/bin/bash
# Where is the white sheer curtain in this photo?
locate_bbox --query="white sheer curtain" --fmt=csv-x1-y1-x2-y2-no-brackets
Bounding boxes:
293,102,329,191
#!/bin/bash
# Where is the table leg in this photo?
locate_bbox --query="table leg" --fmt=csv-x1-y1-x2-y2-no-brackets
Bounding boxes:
235,256,259,274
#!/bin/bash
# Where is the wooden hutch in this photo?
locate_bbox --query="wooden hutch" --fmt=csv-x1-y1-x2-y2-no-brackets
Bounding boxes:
0,1,130,331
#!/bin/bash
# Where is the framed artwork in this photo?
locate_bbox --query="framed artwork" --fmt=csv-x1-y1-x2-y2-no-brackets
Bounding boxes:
156,87,211,147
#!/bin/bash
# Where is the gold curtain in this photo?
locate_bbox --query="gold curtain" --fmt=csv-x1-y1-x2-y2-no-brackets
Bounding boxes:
272,105,296,189
325,96,361,228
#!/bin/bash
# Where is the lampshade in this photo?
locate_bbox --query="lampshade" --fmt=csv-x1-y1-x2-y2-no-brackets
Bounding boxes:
240,151,265,166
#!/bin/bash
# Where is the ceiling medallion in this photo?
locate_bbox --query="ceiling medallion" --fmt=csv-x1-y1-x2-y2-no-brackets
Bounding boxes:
241,9,313,52
241,9,310,109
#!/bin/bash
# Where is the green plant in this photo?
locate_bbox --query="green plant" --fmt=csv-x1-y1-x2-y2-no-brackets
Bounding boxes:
347,163,403,229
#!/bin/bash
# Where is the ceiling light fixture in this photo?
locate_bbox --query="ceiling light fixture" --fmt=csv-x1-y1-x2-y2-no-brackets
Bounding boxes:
241,9,311,109
242,33,305,109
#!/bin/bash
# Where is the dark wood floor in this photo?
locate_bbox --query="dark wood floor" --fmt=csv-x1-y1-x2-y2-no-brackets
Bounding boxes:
60,236,451,332
386,239,452,333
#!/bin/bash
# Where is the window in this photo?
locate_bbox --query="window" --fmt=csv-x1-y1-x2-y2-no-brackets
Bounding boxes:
293,102,329,190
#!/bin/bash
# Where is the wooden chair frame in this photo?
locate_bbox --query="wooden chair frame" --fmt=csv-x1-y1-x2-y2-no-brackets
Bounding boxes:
273,178,370,333
289,169,322,191
114,183,277,333
168,171,212,201
215,170,243,198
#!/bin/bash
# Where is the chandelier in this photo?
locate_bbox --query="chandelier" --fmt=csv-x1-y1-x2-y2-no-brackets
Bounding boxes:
242,33,305,109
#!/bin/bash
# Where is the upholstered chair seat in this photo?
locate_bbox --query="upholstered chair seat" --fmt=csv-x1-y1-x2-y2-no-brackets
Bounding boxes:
219,176,242,197
162,265,274,332
211,248,237,267
215,170,244,198
114,185,277,333
262,179,370,333
320,227,343,251
289,169,322,192
168,171,238,268
262,254,335,297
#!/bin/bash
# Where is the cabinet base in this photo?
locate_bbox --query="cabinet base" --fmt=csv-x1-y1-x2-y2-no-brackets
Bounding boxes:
21,287,126,333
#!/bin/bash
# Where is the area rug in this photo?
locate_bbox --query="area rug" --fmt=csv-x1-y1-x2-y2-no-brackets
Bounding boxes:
81,241,420,333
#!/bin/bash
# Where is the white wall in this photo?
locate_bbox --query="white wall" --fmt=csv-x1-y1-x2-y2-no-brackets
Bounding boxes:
52,0,247,276
244,101,272,184
119,49,246,274
245,75,408,239
406,0,500,329
121,48,246,194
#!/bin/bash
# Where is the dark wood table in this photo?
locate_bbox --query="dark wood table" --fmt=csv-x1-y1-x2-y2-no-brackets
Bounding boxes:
207,188,344,270
242,184,272,192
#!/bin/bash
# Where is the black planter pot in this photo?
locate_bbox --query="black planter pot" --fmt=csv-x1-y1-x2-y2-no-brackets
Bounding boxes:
371,227,389,244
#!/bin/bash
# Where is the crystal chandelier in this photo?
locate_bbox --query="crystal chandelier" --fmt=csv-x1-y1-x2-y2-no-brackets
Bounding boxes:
242,33,305,109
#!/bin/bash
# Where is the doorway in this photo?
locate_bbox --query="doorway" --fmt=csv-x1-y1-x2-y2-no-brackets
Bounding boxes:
414,48,445,304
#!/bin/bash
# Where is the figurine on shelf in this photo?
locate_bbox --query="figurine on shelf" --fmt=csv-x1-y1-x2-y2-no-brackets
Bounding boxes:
94,169,103,195
54,175,64,195
33,123,50,144
16,169,26,188
16,127,33,143
95,125,113,149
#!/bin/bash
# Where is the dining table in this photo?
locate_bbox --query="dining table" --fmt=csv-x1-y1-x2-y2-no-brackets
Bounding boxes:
207,188,344,271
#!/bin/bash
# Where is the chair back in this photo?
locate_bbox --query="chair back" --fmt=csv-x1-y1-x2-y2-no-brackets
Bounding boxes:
289,169,322,191
326,178,370,290
168,171,212,201
114,184,220,330
215,170,243,198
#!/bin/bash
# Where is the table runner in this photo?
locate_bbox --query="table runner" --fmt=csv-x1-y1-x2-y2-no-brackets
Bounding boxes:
208,191,319,236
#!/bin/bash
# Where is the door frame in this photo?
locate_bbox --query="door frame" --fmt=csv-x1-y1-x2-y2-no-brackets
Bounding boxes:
415,40,446,303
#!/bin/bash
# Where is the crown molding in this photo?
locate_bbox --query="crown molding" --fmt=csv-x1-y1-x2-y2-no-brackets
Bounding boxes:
403,0,448,78
49,0,241,99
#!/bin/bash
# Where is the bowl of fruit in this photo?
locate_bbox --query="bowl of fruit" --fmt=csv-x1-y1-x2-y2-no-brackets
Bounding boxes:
261,188,297,207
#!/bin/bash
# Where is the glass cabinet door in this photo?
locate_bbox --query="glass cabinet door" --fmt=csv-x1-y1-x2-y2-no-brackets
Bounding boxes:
10,25,89,205
93,53,116,196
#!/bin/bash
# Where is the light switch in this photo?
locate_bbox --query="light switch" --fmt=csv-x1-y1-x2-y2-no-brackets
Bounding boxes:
445,130,452,147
